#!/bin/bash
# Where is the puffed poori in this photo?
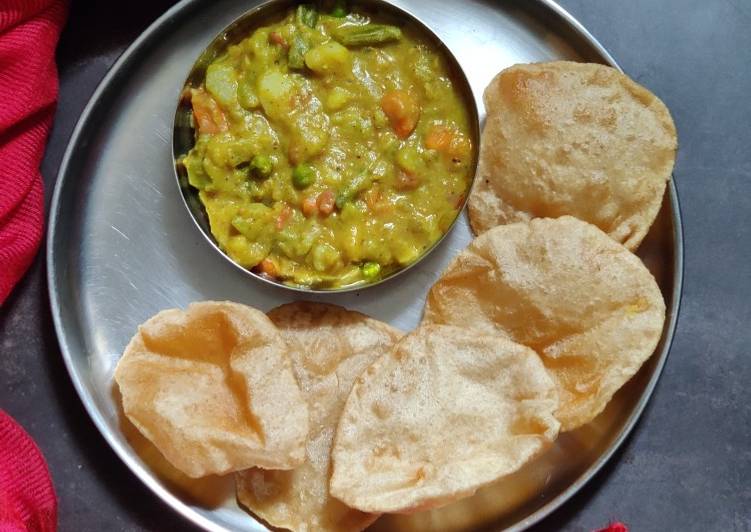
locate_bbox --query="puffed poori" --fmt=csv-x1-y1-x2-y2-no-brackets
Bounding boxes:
423,217,666,431
329,324,560,514
115,301,309,478
237,302,401,532
468,61,677,250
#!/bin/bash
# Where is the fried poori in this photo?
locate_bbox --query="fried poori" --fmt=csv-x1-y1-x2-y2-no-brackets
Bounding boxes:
468,61,677,250
329,324,559,514
423,216,666,431
114,301,309,478
237,302,401,532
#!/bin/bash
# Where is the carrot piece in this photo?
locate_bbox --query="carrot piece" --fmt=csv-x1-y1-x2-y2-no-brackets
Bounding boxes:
269,31,289,49
257,258,278,278
447,135,471,159
276,204,292,230
191,88,228,135
425,124,454,151
395,171,421,191
364,185,393,215
363,184,382,211
302,196,318,217
316,190,336,215
380,90,420,139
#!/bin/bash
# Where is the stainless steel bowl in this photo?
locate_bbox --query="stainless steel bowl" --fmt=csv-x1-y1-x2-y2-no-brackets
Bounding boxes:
172,0,480,293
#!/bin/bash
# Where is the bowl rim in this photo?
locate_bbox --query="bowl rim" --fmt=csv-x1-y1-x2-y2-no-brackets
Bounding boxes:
171,0,482,294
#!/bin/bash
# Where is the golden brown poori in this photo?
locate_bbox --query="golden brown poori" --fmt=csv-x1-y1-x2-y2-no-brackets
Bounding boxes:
468,61,677,250
114,301,309,478
237,302,401,532
423,217,666,431
329,324,560,514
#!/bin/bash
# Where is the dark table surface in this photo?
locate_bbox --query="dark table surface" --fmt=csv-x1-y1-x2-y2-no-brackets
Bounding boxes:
1,0,750,530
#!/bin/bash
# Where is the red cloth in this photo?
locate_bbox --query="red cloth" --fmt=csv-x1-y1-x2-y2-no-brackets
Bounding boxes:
0,410,56,532
0,0,67,304
595,522,628,532
0,1,65,529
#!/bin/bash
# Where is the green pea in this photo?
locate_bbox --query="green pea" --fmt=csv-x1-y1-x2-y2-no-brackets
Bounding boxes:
292,163,316,188
361,261,381,280
331,0,347,17
249,154,273,178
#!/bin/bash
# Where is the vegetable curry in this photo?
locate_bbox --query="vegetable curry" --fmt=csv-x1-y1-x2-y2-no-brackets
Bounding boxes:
181,4,475,288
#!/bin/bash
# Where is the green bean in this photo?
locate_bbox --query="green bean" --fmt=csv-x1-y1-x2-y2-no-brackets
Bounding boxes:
288,33,309,70
296,4,318,28
332,24,401,47
335,173,371,208
292,163,316,188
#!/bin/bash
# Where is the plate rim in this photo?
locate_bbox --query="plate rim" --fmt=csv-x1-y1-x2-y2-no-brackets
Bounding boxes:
46,0,684,530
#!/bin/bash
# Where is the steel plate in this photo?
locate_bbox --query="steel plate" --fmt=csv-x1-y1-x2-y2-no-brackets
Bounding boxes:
47,0,683,530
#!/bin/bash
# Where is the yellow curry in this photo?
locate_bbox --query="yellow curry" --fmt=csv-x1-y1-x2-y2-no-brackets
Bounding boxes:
181,4,475,288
